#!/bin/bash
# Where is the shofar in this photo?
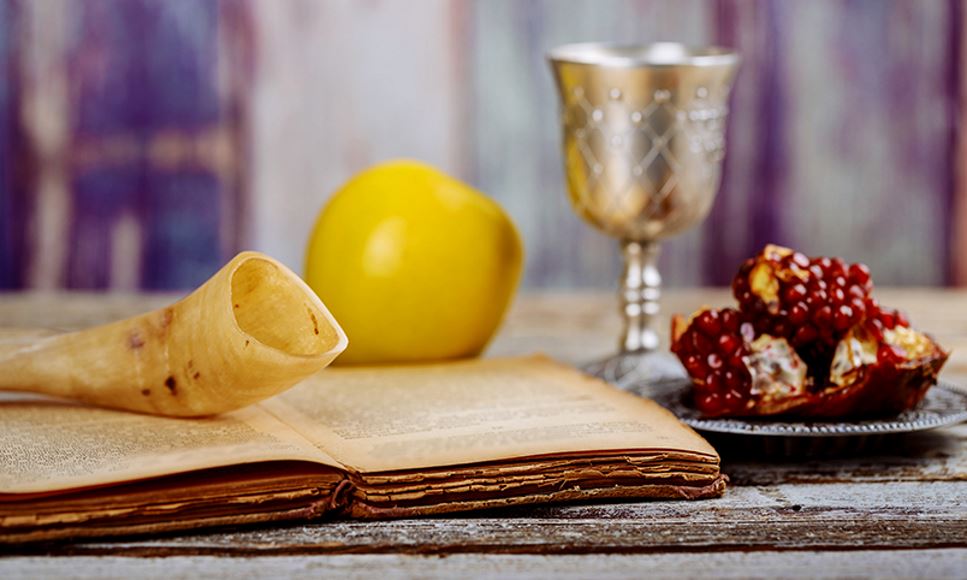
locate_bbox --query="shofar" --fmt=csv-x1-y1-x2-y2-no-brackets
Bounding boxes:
0,252,347,417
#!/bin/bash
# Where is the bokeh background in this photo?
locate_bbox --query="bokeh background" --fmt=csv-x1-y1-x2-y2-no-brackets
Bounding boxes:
1,0,965,291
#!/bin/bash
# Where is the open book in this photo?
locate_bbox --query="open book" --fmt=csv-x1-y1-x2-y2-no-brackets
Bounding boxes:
0,355,725,543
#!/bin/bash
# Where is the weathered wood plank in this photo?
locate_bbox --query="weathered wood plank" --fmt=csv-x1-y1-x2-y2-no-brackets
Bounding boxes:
724,423,967,486
2,550,966,580
10,481,963,556
1,291,965,488
0,291,964,563
489,289,967,375
5,289,966,366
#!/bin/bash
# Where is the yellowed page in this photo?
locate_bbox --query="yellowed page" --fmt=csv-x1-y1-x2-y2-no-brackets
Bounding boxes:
263,355,717,473
0,393,340,494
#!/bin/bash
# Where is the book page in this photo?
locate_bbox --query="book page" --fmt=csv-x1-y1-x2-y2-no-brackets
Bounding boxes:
263,355,717,473
0,393,340,495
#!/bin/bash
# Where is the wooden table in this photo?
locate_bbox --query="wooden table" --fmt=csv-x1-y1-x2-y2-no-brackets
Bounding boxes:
1,290,966,578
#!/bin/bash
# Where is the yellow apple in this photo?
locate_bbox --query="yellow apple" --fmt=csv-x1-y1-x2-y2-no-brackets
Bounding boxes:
304,160,523,365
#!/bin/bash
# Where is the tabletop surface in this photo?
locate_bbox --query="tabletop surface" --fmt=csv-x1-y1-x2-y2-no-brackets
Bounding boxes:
1,289,965,579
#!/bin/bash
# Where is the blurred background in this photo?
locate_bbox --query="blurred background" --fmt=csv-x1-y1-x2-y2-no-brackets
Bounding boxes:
1,0,965,291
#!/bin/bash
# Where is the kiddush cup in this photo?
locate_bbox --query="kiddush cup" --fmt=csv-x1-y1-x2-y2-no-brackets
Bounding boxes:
547,42,740,388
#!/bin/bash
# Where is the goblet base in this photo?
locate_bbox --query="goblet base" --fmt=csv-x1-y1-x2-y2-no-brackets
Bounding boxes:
582,350,688,397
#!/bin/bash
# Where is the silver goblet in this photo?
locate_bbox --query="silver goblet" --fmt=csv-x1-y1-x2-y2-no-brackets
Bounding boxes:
547,42,740,391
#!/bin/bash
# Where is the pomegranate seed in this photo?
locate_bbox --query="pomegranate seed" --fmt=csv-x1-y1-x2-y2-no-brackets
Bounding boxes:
805,293,824,310
695,310,722,336
721,309,740,333
707,353,724,370
830,287,846,304
728,351,746,370
692,332,713,353
879,311,896,329
724,370,744,391
718,334,740,356
791,252,809,268
829,258,847,276
793,324,818,345
814,306,833,326
849,263,871,285
833,305,854,331
784,284,807,303
789,303,808,325
684,355,704,377
708,370,726,389
696,393,722,414
808,279,828,292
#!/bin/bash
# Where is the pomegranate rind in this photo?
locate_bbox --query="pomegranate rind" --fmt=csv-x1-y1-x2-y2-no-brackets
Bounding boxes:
746,244,806,310
670,314,689,346
799,330,949,418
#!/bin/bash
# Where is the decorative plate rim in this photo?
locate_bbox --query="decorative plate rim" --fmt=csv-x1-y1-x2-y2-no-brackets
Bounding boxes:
654,382,967,437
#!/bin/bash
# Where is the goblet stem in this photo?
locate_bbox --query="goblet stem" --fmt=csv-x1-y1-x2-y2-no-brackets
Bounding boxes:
620,240,661,353
581,240,685,390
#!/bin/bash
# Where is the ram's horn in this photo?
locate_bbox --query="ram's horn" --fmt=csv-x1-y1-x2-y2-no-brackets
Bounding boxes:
0,252,347,417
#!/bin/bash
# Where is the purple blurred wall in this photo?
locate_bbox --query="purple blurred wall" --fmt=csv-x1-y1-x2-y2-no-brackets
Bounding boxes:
1,0,966,290
0,0,251,290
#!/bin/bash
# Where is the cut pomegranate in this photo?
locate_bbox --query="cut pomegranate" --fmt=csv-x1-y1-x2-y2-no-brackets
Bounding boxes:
808,321,948,417
867,303,910,335
671,308,810,417
670,308,753,416
732,244,874,354
673,244,948,419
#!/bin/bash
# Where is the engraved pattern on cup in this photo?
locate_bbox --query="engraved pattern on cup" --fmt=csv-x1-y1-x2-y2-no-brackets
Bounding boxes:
561,82,732,242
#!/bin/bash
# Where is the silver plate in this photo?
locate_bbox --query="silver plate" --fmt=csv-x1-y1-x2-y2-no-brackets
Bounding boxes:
654,382,967,437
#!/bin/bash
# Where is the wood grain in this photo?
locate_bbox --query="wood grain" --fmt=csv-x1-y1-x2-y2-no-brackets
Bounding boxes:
6,288,964,365
0,290,964,576
7,480,961,557
3,550,965,580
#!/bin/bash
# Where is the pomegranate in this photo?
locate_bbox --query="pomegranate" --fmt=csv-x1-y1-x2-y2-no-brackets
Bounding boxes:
673,245,948,418
808,321,948,417
671,308,811,417
732,245,876,351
